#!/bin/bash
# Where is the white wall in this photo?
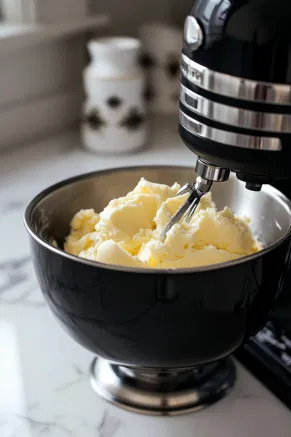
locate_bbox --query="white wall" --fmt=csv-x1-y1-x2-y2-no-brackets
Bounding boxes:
92,0,193,35
0,36,86,151
93,0,172,35
0,0,191,151
0,37,84,108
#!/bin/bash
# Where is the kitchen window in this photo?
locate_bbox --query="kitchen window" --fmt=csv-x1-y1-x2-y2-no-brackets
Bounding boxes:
0,1,109,54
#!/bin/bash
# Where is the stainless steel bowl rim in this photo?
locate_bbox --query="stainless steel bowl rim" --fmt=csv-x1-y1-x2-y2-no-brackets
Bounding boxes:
24,165,291,275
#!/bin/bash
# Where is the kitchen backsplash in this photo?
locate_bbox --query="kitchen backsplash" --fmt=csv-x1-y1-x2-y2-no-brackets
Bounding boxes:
0,0,191,151
93,0,193,34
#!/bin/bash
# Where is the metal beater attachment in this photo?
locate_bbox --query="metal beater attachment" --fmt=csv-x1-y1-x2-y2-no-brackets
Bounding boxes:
160,176,212,238
160,159,230,239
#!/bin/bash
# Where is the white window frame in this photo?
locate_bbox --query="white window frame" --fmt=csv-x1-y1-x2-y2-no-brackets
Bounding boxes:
1,0,34,24
0,0,109,54
1,0,94,25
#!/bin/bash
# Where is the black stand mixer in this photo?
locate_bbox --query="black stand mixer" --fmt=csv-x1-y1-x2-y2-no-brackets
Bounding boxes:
163,0,291,235
25,0,291,417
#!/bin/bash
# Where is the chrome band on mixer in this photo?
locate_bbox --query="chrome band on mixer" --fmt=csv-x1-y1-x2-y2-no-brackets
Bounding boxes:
181,54,291,106
180,85,291,133
179,109,282,151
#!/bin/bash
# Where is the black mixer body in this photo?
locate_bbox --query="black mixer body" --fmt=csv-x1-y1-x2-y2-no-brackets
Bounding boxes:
179,0,291,189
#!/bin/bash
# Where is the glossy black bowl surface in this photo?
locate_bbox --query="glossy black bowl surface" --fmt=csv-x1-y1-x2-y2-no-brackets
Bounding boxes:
25,166,291,368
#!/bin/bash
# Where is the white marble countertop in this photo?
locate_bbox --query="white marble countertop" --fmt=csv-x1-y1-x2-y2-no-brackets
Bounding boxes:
1,116,291,437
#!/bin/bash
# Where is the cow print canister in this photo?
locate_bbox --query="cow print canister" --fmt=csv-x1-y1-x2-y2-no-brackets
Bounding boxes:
82,37,148,155
139,23,182,115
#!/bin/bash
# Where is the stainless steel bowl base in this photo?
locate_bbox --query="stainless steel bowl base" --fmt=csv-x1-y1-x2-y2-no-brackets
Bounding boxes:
90,357,236,416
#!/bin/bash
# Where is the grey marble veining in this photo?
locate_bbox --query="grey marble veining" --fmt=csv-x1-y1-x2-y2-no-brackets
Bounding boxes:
0,257,44,308
0,200,26,214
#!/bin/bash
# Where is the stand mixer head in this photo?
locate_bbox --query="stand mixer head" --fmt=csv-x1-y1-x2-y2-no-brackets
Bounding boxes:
163,0,291,235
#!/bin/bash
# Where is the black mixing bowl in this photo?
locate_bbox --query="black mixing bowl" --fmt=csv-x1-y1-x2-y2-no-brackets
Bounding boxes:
24,166,291,414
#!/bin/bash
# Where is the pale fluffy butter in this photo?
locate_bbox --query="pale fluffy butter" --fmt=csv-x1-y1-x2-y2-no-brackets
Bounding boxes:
95,240,143,267
98,178,179,237
64,209,100,256
65,178,260,268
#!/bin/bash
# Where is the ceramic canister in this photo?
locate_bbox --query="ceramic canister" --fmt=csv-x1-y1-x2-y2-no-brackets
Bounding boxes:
82,37,148,154
139,22,183,114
